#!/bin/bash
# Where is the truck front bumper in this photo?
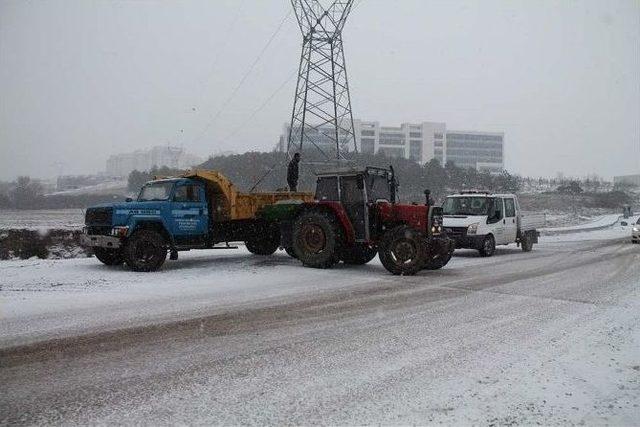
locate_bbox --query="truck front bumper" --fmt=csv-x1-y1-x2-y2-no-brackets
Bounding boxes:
81,232,122,249
450,235,485,250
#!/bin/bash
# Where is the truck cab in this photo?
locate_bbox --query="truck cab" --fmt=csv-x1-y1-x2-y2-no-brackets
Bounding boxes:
442,191,540,256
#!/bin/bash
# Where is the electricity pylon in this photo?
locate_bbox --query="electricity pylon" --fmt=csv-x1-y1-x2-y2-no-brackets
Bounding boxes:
286,0,357,162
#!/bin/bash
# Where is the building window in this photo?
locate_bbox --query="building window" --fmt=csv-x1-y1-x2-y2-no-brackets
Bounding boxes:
434,133,443,139
409,132,422,138
361,138,375,154
377,147,405,159
361,130,375,137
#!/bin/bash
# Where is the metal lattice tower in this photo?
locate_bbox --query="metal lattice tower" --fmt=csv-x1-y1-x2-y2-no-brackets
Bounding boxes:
287,0,357,161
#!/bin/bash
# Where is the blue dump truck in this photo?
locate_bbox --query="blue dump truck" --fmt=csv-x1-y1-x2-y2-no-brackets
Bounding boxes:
82,170,313,271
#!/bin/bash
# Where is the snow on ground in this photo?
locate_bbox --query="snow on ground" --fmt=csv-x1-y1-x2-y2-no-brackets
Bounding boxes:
45,179,127,196
1,217,637,349
0,209,84,230
541,215,639,241
0,246,486,348
540,213,623,234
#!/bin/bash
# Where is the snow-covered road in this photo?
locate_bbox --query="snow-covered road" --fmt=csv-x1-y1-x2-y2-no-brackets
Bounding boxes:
1,225,639,425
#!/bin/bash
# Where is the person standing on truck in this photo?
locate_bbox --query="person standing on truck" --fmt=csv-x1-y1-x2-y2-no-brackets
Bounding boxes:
287,152,301,192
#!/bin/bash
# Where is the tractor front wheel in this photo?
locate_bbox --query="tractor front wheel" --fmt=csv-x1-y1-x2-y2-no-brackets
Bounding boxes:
292,210,341,269
378,225,426,276
340,244,378,265
423,252,452,270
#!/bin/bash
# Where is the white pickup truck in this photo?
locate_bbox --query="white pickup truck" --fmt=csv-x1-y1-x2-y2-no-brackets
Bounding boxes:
441,191,545,256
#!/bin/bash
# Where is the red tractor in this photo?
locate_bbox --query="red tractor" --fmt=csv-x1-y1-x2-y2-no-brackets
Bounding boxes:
264,166,454,275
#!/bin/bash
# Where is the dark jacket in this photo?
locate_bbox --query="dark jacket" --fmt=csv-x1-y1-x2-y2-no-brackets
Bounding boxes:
287,158,299,185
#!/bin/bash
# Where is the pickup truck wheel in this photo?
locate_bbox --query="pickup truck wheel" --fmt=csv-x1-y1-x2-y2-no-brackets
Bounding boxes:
246,226,280,255
423,252,452,270
479,234,496,257
521,234,534,252
340,244,377,265
93,247,124,266
292,210,341,269
124,230,167,272
378,225,426,275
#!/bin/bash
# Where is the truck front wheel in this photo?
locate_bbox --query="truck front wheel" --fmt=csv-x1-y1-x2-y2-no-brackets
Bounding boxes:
478,234,495,257
124,230,167,272
378,225,426,275
93,247,124,266
292,210,341,268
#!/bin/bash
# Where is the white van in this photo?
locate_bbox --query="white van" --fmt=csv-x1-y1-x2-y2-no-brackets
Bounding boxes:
442,191,544,256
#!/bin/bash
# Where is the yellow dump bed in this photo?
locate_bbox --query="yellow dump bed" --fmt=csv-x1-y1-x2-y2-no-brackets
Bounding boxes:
181,170,314,221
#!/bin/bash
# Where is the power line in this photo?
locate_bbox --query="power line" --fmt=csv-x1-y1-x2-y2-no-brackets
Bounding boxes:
221,67,297,143
196,0,246,96
190,9,293,146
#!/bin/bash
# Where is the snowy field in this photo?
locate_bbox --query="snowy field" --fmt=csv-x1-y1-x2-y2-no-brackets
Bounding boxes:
1,220,639,425
0,209,84,230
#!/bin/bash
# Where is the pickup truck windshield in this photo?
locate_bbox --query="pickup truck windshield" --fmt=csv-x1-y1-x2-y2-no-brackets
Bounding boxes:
443,196,489,216
138,182,175,201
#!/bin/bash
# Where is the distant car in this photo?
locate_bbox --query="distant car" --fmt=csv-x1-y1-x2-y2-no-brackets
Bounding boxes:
632,218,640,244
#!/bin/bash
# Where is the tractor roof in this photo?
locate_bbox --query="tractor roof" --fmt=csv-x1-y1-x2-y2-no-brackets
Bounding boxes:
315,166,391,178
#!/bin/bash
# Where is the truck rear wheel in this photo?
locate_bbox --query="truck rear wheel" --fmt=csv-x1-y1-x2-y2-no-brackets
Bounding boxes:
479,234,495,257
284,246,298,259
378,225,426,276
292,210,341,269
246,227,280,255
340,244,377,265
521,234,534,252
94,247,124,266
124,230,167,272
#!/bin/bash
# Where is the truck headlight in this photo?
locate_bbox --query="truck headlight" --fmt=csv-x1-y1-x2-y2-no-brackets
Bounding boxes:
633,226,640,232
467,223,479,235
111,226,129,237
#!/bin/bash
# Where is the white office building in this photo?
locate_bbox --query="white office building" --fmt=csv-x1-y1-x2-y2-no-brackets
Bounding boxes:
276,120,504,172
106,146,203,177
444,130,504,173
354,120,446,165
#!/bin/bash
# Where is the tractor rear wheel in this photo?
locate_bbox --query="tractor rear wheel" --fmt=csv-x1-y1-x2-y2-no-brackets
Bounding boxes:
292,210,341,268
340,244,377,265
378,225,426,276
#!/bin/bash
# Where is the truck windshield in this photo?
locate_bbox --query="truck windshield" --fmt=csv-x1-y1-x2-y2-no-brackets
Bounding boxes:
442,196,489,216
138,182,175,201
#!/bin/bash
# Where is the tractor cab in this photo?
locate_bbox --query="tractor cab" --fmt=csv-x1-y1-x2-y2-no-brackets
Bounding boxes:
314,167,397,241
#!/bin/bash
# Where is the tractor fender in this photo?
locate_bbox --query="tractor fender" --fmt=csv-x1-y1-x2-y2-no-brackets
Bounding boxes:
297,201,356,244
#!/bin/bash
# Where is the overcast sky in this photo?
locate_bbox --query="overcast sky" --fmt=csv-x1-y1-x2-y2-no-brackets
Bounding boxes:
1,0,638,181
